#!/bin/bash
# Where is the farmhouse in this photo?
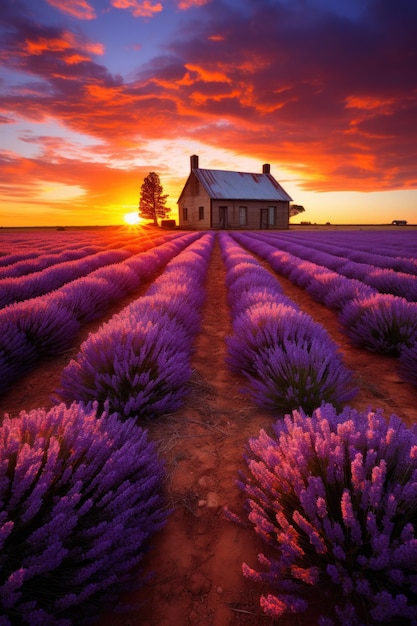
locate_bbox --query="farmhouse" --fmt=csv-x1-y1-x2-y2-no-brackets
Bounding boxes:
178,155,292,230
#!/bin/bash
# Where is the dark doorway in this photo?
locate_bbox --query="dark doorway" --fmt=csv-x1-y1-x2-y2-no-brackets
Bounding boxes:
219,206,228,229
260,208,269,229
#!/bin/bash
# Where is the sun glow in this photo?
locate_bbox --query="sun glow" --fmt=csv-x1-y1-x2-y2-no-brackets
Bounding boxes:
123,211,141,225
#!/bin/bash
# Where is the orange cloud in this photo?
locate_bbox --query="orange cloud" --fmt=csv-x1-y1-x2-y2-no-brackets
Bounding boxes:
46,0,96,20
178,0,209,9
184,63,231,84
24,36,73,56
345,95,397,111
111,0,163,18
23,31,104,60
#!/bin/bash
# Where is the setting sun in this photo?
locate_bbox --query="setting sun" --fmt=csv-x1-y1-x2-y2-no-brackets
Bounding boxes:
123,211,141,225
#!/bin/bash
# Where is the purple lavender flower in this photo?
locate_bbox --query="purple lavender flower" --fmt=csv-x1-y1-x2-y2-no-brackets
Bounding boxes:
247,338,356,413
55,315,192,419
0,402,168,624
236,404,417,624
339,293,417,356
227,302,356,412
2,300,80,357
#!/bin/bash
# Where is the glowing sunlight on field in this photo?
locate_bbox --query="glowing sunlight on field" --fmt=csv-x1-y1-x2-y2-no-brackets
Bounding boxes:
123,211,141,225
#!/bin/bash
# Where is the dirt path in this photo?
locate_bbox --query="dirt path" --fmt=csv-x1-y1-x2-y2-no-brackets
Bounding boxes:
98,236,276,626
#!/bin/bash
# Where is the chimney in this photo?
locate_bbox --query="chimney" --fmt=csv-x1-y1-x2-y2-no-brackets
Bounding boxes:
190,154,199,170
262,163,270,174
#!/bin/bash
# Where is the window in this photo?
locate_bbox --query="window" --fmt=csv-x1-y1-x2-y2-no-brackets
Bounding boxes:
239,206,247,226
199,206,204,220
183,207,188,221
268,206,275,226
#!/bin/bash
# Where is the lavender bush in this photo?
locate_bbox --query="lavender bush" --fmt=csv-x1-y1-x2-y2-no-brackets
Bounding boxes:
398,338,417,387
0,320,37,395
306,272,375,311
0,401,168,625
339,293,417,356
57,277,115,322
2,300,81,357
55,313,192,419
228,303,356,413
237,404,417,625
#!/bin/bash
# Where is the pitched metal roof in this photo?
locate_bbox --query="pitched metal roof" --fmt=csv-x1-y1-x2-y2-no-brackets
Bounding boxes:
192,168,292,202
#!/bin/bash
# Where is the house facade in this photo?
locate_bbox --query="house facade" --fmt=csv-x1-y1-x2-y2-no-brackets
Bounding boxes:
177,155,292,230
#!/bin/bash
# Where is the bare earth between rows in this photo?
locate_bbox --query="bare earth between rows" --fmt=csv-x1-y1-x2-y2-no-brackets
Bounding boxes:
1,237,415,626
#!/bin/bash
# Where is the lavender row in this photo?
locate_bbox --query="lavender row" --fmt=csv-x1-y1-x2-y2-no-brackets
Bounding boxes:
233,403,417,624
0,229,114,266
0,233,200,396
0,231,186,308
54,233,214,420
285,229,417,260
0,246,102,279
246,231,417,300
219,233,356,414
0,226,165,270
232,232,417,368
276,230,417,274
0,401,168,624
0,231,98,264
0,249,132,308
0,228,179,281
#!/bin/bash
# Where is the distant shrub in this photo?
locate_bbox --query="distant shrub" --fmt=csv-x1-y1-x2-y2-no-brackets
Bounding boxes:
237,404,417,624
0,402,167,625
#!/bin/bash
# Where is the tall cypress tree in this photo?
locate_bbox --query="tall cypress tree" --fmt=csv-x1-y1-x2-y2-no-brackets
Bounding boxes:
138,172,169,226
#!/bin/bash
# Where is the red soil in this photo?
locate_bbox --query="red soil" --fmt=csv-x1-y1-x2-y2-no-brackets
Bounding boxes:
1,236,415,626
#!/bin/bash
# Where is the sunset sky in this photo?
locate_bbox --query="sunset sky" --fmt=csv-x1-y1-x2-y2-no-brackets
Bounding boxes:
1,0,416,227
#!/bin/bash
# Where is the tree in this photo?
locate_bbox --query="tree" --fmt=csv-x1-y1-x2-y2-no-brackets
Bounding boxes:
289,203,305,218
138,172,169,226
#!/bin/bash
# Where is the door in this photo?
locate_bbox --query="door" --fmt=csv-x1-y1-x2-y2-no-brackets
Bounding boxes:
219,206,228,229
260,208,268,229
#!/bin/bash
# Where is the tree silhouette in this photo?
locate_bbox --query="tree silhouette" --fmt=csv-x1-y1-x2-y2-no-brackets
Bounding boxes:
138,172,169,226
289,203,305,218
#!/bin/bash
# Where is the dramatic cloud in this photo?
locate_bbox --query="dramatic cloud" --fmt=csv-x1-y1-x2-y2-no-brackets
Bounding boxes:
46,0,97,20
178,0,210,9
111,0,163,18
1,0,416,225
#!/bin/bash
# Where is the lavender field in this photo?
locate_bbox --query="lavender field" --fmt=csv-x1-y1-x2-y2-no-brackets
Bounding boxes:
1,225,417,626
